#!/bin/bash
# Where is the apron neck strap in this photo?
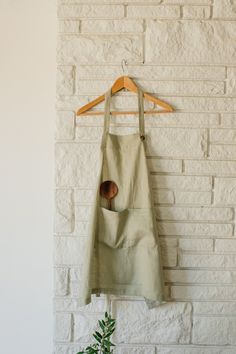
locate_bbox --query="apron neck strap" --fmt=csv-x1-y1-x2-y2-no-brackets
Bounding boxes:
101,86,145,147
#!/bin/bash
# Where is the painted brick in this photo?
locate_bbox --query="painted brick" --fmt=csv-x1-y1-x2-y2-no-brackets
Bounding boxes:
193,301,236,315
210,129,236,143
165,269,233,284
146,20,236,64
226,67,236,95
163,96,236,112
74,313,103,342
209,144,236,159
183,5,211,19
57,65,75,95
54,237,86,265
77,65,226,81
127,5,180,18
153,190,175,204
151,175,212,191
214,177,236,205
76,79,225,96
158,221,233,237
54,313,72,342
193,316,236,345
54,189,74,233
55,111,75,140
156,206,233,221
171,285,236,301
221,113,236,127
57,34,143,64
116,347,155,354
179,238,213,252
58,20,80,33
147,159,182,173
185,160,236,176
58,5,124,18
55,143,100,188
113,300,192,344
146,128,207,158
54,297,105,312
54,267,69,296
213,0,236,19
81,19,143,33
179,253,236,268
215,239,236,253
174,191,212,205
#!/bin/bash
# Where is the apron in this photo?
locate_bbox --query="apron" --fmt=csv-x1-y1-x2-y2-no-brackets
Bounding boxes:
79,87,166,310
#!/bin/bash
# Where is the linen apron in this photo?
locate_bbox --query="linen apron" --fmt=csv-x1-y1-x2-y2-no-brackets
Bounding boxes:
79,87,166,310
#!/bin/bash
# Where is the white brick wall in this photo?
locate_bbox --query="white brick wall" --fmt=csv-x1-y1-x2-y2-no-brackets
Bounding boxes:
54,0,236,353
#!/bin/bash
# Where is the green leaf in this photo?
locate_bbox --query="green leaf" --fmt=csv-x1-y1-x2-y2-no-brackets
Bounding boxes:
93,333,102,343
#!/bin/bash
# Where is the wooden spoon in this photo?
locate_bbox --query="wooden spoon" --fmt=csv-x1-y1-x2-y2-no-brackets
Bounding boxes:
100,180,119,211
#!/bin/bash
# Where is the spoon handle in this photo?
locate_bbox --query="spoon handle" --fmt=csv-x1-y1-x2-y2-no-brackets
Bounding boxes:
108,198,112,211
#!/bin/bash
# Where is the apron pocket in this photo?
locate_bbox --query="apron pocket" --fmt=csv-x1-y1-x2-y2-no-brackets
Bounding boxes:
97,206,157,249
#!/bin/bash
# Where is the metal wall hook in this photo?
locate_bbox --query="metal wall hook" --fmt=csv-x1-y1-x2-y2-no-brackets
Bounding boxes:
121,59,128,75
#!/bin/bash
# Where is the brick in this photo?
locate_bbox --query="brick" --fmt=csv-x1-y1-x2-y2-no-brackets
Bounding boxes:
165,269,233,284
210,129,236,143
185,160,236,176
55,111,75,140
57,66,75,95
156,347,236,354
193,301,236,315
81,19,143,33
226,67,236,95
54,189,74,233
146,128,207,157
165,0,211,3
113,300,192,344
156,206,233,221
147,159,182,173
54,297,105,312
179,253,236,268
55,143,100,188
74,189,94,204
54,267,69,296
58,20,80,33
74,313,103,342
183,5,211,19
214,177,236,205
116,347,155,354
58,5,124,18
127,5,180,18
209,145,236,159
215,239,236,253
54,313,72,342
146,20,236,64
158,222,233,237
76,79,225,96
171,285,236,301
179,238,213,251
77,65,226,81
193,316,236,345
213,0,236,19
174,191,212,205
161,245,178,267
165,96,236,112
221,113,236,127
153,190,175,204
151,175,212,191
54,237,86,265
57,34,143,64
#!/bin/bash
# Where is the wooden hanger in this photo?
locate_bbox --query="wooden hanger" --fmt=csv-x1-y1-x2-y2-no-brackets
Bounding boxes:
76,61,175,116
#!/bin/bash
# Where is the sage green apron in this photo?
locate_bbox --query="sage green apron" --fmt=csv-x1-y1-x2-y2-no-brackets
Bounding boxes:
79,87,166,310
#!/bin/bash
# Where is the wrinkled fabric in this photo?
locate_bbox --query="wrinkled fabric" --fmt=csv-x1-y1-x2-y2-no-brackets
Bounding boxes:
78,87,166,309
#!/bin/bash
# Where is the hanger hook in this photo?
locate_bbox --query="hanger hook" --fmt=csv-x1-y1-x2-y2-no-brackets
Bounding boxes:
121,59,128,76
